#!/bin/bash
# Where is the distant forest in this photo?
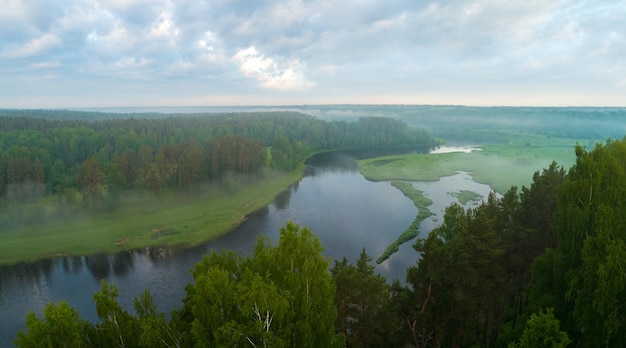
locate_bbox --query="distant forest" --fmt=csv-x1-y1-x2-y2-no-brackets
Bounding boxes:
15,138,626,347
282,105,626,142
0,110,436,225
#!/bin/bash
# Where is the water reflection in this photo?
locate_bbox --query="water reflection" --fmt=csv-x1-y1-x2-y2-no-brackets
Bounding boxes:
112,252,134,277
85,254,111,281
61,256,84,275
0,151,492,346
274,189,292,210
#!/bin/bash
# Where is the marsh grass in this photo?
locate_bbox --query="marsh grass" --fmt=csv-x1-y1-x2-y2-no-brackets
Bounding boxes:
451,190,483,205
376,182,433,264
366,133,584,263
0,168,303,265
359,134,579,193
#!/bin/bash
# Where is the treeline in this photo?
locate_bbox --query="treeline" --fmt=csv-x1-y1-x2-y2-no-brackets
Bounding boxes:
17,138,626,346
0,111,436,221
293,105,626,142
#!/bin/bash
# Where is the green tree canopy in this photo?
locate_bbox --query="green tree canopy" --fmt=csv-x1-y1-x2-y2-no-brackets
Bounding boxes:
176,221,339,347
15,300,89,348
513,308,571,348
531,139,626,346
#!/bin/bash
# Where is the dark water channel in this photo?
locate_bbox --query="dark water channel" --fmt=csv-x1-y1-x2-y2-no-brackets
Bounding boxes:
0,151,493,345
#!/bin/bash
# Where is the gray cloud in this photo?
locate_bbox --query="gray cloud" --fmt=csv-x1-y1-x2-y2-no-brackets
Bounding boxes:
0,0,624,107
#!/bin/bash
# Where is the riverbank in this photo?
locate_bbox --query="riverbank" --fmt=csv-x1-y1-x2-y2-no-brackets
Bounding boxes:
0,167,304,266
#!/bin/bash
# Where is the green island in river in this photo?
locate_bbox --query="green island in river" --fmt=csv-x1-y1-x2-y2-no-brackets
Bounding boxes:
376,182,433,264
451,190,483,205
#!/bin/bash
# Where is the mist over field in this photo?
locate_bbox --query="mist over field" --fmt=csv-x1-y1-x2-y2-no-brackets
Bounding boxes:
2,0,626,346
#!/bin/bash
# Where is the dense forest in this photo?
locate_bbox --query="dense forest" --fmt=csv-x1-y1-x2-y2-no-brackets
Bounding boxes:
0,110,436,227
287,105,626,143
15,135,626,346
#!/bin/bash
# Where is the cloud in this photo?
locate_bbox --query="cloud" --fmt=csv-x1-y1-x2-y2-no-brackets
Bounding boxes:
0,0,624,107
31,61,62,69
1,33,60,58
234,47,315,90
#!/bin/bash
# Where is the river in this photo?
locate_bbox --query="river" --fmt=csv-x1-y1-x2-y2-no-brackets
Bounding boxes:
0,151,492,346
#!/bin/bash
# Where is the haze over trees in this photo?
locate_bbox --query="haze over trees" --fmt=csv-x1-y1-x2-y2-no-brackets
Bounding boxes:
7,108,626,346
0,111,436,227
16,137,626,346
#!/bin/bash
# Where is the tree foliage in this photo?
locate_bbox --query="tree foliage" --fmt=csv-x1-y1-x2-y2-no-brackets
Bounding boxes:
512,308,571,348
15,300,88,348
0,111,437,226
178,221,339,347
530,139,626,346
15,222,340,347
18,138,626,347
332,249,396,347
400,161,567,347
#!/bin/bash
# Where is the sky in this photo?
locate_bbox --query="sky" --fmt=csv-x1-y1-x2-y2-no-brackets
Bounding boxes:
0,0,624,108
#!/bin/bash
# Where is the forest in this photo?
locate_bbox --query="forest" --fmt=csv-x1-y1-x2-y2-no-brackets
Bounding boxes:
14,132,626,346
0,110,435,228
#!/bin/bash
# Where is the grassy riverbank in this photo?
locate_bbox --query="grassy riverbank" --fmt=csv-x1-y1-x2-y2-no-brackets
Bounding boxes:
377,182,433,264
0,167,304,266
358,134,579,193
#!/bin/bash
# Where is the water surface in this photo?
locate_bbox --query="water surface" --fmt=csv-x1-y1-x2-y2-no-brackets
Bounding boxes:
0,152,494,346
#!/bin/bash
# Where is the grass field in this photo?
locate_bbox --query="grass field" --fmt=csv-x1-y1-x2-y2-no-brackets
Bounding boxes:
358,133,581,193
0,168,303,265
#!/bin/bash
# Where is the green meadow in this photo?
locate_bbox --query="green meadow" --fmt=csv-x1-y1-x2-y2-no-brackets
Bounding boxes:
0,133,592,266
361,132,585,263
0,168,303,265
359,133,581,194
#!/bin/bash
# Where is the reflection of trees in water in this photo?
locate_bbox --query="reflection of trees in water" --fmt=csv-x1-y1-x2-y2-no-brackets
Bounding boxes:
85,254,111,280
112,252,134,277
305,152,358,174
246,206,269,220
0,258,55,293
274,189,292,210
305,149,421,175
61,256,85,275
292,180,300,192
144,247,172,263
39,258,54,283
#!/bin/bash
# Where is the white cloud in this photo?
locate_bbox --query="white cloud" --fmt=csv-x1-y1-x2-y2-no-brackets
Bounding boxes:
0,0,26,21
98,0,157,12
0,0,625,107
149,11,178,43
1,33,61,58
82,56,152,77
234,47,315,90
32,61,62,69
197,31,225,62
